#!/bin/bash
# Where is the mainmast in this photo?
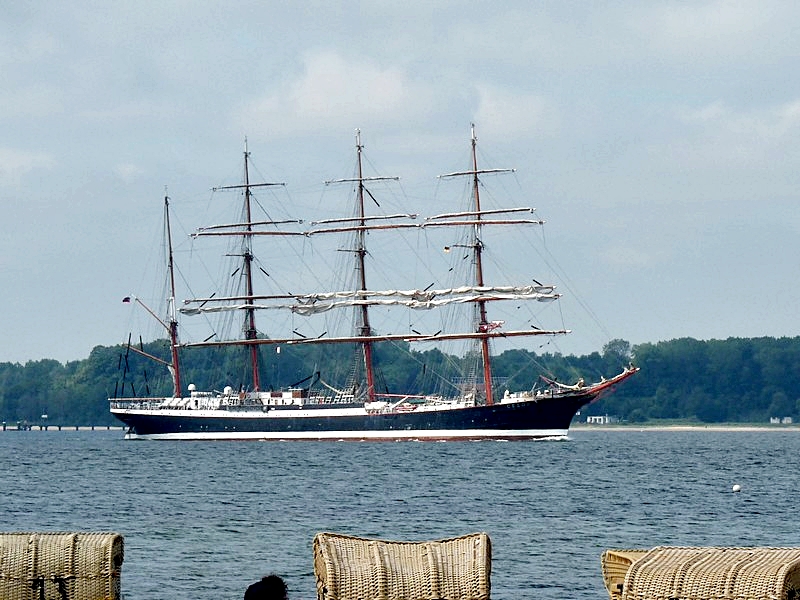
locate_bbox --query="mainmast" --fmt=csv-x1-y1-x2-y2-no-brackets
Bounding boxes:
470,125,494,405
164,193,182,397
354,131,376,402
325,130,400,403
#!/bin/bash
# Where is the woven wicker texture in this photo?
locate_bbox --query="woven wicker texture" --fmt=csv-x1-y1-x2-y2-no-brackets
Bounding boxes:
602,550,650,600
605,546,800,600
0,532,123,600
313,532,491,600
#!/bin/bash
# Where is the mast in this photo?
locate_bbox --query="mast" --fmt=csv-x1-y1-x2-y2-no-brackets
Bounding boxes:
437,124,515,406
180,132,563,407
122,194,184,395
164,193,182,397
325,130,400,403
209,140,287,393
355,130,376,402
469,125,494,405
242,142,260,391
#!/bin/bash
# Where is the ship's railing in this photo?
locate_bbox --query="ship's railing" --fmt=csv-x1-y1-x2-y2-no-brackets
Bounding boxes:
109,399,166,410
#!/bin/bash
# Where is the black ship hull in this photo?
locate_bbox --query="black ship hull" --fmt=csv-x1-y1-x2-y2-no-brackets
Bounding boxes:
111,392,594,441
111,367,638,440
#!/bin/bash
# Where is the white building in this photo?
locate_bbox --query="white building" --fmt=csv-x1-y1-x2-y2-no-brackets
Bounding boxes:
586,415,617,425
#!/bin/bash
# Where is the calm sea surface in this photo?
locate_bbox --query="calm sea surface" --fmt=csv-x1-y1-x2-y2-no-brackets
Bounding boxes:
2,429,798,600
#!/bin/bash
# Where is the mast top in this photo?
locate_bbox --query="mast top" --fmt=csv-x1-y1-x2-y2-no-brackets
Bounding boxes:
439,124,514,179
325,129,399,185
211,143,286,191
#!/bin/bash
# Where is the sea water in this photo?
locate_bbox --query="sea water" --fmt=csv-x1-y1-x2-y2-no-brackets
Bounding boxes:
1,428,798,600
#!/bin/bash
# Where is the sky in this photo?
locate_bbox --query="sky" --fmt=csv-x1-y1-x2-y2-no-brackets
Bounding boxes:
2,1,800,365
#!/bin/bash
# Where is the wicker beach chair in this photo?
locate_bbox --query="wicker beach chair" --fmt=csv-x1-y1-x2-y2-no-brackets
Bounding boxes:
313,532,491,600
602,549,650,600
0,532,124,600
601,546,800,600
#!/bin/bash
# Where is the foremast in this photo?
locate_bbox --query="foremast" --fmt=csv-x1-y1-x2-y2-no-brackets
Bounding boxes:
438,124,515,406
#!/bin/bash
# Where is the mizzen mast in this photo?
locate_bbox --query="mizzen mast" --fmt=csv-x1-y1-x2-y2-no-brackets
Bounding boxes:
164,193,182,398
120,193,184,398
209,140,286,392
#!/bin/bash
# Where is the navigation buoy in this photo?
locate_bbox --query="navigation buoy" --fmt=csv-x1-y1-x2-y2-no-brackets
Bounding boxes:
732,484,741,492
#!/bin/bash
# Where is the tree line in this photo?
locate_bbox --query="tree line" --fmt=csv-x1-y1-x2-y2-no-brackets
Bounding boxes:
1,336,798,427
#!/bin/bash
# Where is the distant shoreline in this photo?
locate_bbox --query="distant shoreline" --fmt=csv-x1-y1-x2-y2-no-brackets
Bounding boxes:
2,424,797,433
0,425,124,432
571,424,799,432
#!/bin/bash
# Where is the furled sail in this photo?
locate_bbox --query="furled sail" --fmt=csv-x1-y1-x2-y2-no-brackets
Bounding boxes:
179,284,560,316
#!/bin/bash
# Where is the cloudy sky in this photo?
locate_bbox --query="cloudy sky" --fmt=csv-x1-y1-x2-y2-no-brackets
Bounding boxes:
2,1,799,364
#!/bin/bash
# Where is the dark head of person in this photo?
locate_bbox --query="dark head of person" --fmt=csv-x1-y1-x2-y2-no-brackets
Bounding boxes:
244,575,288,600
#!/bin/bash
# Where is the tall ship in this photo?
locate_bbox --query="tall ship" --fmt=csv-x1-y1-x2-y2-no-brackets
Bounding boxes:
110,127,637,440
